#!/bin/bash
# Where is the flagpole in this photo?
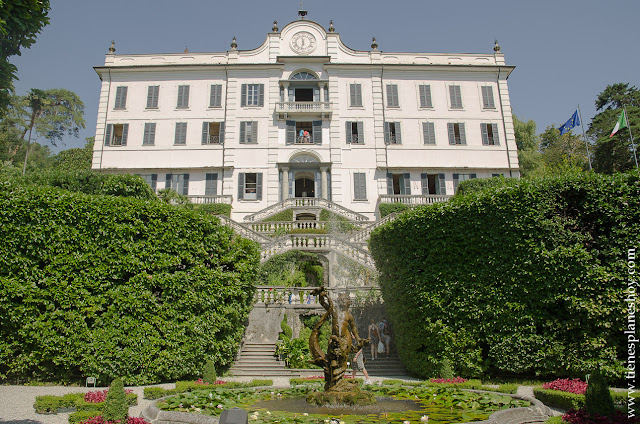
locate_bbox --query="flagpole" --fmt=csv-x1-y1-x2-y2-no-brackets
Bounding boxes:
624,104,639,170
577,105,592,171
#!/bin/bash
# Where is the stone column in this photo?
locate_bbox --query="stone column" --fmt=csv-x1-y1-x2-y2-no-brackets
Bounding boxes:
281,166,289,201
320,166,328,200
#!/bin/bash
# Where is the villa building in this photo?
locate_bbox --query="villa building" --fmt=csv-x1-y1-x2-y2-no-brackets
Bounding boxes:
92,11,518,223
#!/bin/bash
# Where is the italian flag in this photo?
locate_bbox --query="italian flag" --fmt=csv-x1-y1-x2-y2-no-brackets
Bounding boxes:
610,110,628,137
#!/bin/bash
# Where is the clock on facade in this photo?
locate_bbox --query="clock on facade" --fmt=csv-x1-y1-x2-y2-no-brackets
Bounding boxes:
290,31,317,55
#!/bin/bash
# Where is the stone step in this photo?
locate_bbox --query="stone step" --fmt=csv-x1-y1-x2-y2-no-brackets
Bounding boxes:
233,361,286,368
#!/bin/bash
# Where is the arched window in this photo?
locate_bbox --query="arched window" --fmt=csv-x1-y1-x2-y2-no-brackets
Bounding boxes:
290,71,317,80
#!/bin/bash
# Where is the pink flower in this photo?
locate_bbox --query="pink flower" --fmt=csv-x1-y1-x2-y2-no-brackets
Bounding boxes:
542,379,588,395
429,377,468,384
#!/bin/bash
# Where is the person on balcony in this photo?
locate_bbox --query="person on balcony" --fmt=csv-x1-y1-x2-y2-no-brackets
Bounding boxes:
304,130,310,143
299,129,304,143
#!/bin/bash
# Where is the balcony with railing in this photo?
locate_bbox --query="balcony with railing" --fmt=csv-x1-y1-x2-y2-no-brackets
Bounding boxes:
187,195,233,204
378,194,452,205
204,135,222,144
275,101,333,119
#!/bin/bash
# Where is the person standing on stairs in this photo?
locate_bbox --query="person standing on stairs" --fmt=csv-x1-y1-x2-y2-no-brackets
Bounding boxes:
368,319,380,361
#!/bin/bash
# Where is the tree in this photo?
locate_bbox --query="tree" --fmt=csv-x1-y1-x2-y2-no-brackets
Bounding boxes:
513,115,544,178
0,0,51,115
9,88,85,174
53,137,94,171
587,83,640,173
539,124,590,171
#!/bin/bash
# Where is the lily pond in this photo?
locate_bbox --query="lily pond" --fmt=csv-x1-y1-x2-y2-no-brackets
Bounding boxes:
157,383,530,424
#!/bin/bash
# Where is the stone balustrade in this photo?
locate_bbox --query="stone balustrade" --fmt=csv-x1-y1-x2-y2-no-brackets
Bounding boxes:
378,194,452,205
254,285,382,305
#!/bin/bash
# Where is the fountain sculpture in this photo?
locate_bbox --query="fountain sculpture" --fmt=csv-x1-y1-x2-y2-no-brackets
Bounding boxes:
307,287,376,405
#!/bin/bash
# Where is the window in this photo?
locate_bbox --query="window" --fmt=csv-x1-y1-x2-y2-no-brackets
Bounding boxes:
143,123,156,145
202,122,225,144
238,172,262,200
136,174,157,191
421,173,446,195
146,86,159,109
481,123,500,145
353,173,367,200
453,173,476,193
240,121,258,144
210,84,222,108
241,84,264,107
174,122,187,145
176,85,190,109
449,85,463,109
104,123,128,146
492,173,504,178
387,173,411,195
447,123,466,145
349,84,363,107
165,173,189,195
481,86,495,109
345,121,364,144
114,86,127,110
419,84,432,108
384,122,402,144
386,84,399,107
205,173,218,196
286,121,322,144
290,71,317,80
422,122,436,145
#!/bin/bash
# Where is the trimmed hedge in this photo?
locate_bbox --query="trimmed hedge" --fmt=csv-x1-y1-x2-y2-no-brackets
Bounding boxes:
378,203,411,218
34,392,137,414
370,172,639,379
143,379,274,399
193,203,232,217
0,181,259,385
534,388,640,410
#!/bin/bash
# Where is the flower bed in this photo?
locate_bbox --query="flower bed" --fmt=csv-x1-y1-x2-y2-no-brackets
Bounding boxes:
562,409,639,424
430,377,468,384
542,379,588,395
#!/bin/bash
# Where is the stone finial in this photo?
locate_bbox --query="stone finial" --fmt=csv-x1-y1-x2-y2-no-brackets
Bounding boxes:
108,40,116,54
272,20,279,32
328,20,335,32
371,37,378,51
231,36,237,50
493,39,501,53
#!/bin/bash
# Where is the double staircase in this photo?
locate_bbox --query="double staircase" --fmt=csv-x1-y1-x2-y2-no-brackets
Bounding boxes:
228,343,292,377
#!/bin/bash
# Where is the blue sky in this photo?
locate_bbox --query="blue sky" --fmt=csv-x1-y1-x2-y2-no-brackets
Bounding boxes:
11,0,640,152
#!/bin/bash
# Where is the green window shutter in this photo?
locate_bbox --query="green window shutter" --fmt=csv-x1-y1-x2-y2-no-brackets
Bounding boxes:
241,84,247,107
177,85,189,108
202,122,210,144
256,173,263,200
395,122,402,144
354,173,366,200
421,173,428,195
313,120,322,144
286,120,296,144
324,86,329,102
143,123,156,145
482,86,495,108
288,87,294,102
121,124,129,146
219,122,225,144
258,84,264,106
104,124,112,146
481,123,489,145
356,122,364,144
313,87,320,102
288,170,293,199
182,174,189,195
350,84,362,106
387,84,399,107
448,123,456,145
438,173,446,195
150,174,157,191
384,122,390,144
450,85,462,109
239,122,246,144
251,121,258,143
345,121,352,144
238,173,245,200
492,124,500,145
403,173,411,195
205,173,218,196
175,123,187,145
459,123,466,144
210,85,222,107
419,85,432,108
115,86,127,109
470,173,477,179
386,172,393,195
453,173,459,193
147,86,159,108
423,122,435,145
166,174,172,190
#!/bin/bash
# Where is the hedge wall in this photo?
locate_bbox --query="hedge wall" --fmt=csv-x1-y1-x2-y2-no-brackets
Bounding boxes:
0,181,259,385
369,172,639,379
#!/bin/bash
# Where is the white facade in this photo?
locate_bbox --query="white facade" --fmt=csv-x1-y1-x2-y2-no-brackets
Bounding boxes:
93,18,519,221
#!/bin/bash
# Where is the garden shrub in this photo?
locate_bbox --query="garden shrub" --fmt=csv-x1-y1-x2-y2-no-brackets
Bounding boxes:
370,172,638,379
193,203,232,217
258,250,324,287
0,182,259,384
263,209,293,222
319,209,358,232
102,378,128,422
585,370,615,416
203,360,217,384
143,387,170,400
378,202,411,218
34,395,63,413
68,410,102,424
562,408,637,424
436,359,454,379
534,388,585,410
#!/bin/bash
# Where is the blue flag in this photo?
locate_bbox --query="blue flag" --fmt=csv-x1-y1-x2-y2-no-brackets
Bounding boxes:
559,110,580,135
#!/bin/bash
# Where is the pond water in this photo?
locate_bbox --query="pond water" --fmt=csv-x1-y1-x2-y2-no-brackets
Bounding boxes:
252,396,423,416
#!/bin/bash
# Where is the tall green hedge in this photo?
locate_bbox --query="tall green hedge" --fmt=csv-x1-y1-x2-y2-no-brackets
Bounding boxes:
369,172,639,379
0,181,259,385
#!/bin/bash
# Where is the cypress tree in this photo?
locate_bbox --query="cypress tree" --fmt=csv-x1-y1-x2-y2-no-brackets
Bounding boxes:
103,377,128,422
584,370,615,416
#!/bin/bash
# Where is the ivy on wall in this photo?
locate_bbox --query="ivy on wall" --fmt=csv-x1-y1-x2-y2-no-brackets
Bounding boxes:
258,250,324,287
